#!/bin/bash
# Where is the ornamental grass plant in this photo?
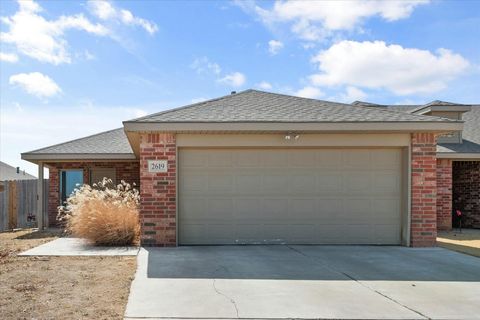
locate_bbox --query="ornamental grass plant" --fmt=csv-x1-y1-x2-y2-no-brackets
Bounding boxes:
58,178,140,246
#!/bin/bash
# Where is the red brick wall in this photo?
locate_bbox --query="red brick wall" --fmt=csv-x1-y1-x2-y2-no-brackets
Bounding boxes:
411,133,437,247
139,133,176,246
45,161,139,226
436,159,452,230
453,161,480,228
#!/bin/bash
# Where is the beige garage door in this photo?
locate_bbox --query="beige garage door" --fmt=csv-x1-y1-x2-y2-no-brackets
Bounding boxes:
179,148,403,245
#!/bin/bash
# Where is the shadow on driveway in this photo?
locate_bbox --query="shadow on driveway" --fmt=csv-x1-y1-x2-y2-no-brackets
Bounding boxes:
145,245,480,281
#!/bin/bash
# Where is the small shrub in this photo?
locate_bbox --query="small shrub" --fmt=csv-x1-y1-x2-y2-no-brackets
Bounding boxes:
58,178,140,246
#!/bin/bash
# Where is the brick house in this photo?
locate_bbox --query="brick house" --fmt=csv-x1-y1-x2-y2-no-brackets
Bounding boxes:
21,90,479,246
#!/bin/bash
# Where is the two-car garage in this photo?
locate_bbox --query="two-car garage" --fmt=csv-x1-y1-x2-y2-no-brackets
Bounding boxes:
178,147,405,245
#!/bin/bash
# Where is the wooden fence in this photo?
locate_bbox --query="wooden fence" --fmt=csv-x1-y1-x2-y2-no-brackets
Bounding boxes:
0,179,49,231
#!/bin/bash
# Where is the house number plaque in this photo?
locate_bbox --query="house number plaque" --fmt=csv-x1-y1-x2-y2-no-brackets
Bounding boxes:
148,160,168,173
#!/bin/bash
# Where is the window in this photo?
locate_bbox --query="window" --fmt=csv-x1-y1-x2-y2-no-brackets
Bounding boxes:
90,168,116,186
60,170,83,204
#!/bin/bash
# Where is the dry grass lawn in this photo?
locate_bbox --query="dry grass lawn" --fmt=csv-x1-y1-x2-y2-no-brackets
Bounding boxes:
0,229,136,319
437,228,480,258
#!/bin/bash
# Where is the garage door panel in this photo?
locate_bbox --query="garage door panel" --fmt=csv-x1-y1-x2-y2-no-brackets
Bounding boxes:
316,225,346,242
236,150,262,167
344,173,373,194
316,198,344,217
208,152,233,167
236,174,263,194
235,224,263,242
262,151,288,167
373,173,401,195
180,151,208,168
180,224,206,244
343,224,373,242
234,198,262,218
261,224,289,242
180,198,206,219
290,199,316,219
208,174,233,192
179,148,402,245
288,151,316,167
374,225,400,244
344,150,371,169
316,150,342,169
372,199,402,223
262,199,289,218
207,199,233,219
207,224,234,243
263,174,289,194
290,224,316,242
371,149,401,169
317,173,343,193
291,174,316,194
180,173,206,193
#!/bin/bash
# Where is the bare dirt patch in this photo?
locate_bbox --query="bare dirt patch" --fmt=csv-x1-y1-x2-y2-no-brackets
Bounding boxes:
0,229,136,319
437,229,480,258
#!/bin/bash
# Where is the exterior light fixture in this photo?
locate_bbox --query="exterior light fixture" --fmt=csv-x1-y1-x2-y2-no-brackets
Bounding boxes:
284,133,300,140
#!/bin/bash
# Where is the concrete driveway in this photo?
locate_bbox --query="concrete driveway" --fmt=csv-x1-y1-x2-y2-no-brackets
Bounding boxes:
125,245,480,319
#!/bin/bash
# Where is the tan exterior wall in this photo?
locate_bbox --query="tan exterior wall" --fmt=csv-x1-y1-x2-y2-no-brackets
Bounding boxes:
177,133,410,147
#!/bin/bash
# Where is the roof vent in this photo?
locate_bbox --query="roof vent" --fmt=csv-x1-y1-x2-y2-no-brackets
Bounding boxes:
231,91,236,95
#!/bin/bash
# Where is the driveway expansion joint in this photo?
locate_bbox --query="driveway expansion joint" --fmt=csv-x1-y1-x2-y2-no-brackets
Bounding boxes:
285,245,430,320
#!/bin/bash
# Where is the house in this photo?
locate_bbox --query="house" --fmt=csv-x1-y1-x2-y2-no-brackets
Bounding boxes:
0,161,36,191
21,90,479,247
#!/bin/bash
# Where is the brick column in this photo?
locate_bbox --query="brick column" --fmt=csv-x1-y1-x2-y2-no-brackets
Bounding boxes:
139,133,177,246
411,133,437,247
436,159,452,231
48,167,59,226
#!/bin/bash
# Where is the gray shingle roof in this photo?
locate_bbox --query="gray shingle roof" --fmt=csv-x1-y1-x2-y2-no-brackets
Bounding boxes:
0,162,36,181
127,90,457,123
24,128,133,155
389,105,480,154
437,106,480,154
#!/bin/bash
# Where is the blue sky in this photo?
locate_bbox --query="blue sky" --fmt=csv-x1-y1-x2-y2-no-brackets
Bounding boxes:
1,0,479,175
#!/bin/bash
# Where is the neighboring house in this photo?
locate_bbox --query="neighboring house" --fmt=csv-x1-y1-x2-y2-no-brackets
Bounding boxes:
21,90,478,247
0,161,36,191
387,102,480,229
0,162,39,230
0,161,36,181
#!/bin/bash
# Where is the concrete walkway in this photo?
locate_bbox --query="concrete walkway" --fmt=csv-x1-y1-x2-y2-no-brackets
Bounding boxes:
125,245,480,320
19,237,139,256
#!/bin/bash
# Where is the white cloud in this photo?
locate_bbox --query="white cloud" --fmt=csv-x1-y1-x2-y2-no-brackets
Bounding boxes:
88,1,158,35
88,0,116,20
0,0,108,64
295,86,324,99
268,39,284,55
339,86,368,102
190,57,222,75
9,72,61,98
310,40,469,95
84,50,95,60
0,52,18,62
242,0,429,41
218,72,246,87
257,81,272,90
